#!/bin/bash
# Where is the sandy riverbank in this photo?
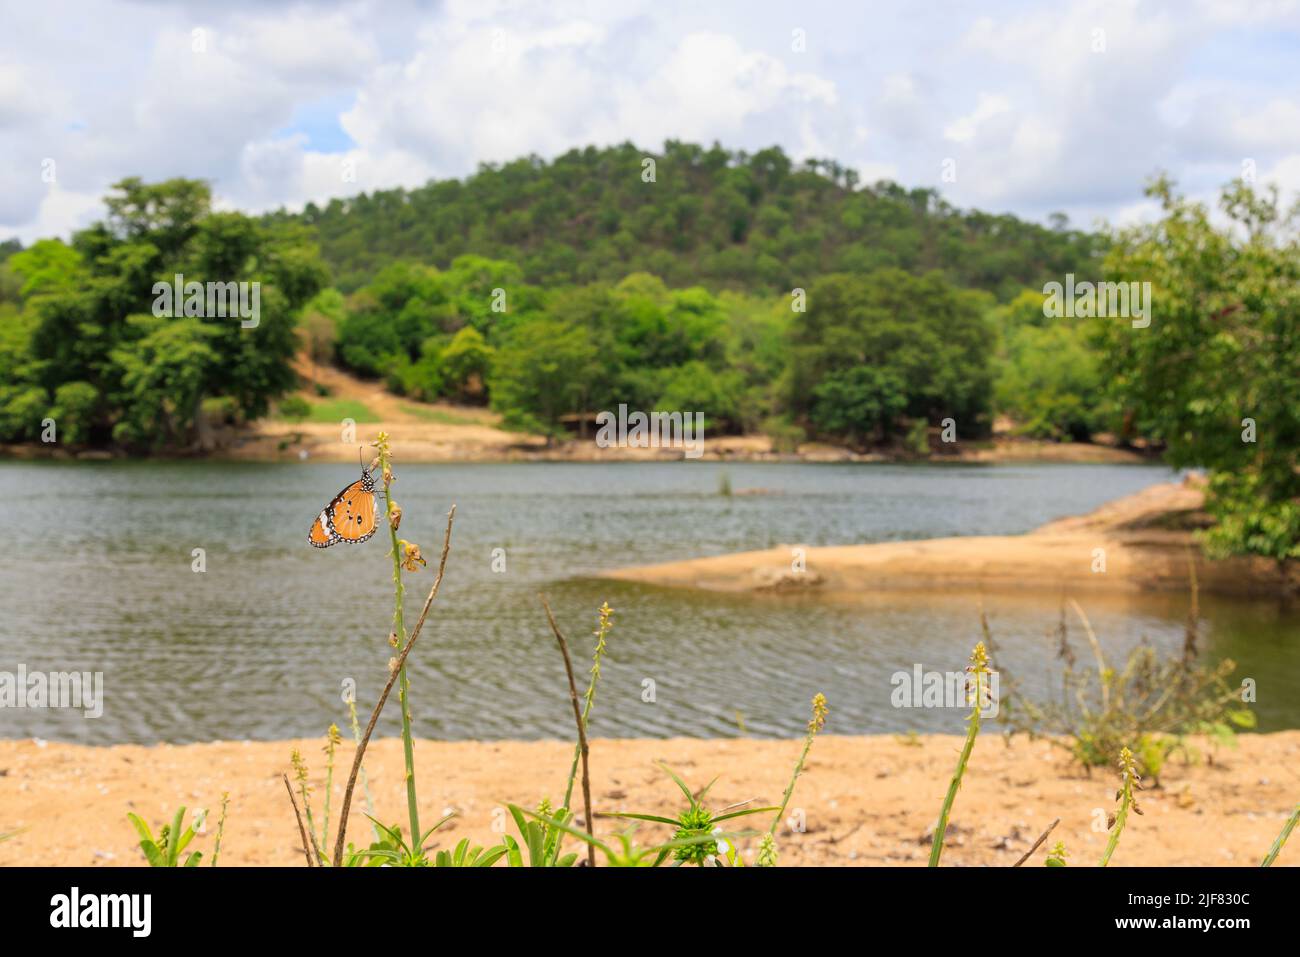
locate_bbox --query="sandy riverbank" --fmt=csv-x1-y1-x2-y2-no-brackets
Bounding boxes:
1,732,1296,867
602,479,1299,598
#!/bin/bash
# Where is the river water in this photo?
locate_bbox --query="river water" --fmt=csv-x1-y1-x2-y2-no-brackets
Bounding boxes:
0,460,1294,744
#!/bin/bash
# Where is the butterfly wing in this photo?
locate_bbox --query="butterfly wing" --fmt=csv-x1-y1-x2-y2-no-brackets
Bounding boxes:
327,478,378,544
308,506,341,548
308,470,377,548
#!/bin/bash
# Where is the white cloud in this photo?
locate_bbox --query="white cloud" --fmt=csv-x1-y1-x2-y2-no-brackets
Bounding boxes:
0,63,41,128
943,93,1012,144
0,0,1298,240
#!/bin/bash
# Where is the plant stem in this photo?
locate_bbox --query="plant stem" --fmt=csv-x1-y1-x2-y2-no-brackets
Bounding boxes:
322,727,338,855
1099,747,1141,867
560,603,612,813
929,644,989,867
297,778,321,860
346,695,380,840
541,595,596,866
1012,817,1060,867
379,445,421,856
929,709,980,867
210,792,229,867
333,506,455,867
284,774,316,867
1099,792,1131,866
1261,803,1300,867
768,697,827,842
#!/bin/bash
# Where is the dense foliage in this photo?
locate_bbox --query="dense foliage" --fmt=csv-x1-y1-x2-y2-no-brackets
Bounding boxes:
989,289,1110,441
1096,178,1300,560
0,179,327,449
267,142,1103,297
787,270,994,444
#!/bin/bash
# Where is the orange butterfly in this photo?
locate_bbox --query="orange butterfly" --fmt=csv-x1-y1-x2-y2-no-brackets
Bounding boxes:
308,463,378,548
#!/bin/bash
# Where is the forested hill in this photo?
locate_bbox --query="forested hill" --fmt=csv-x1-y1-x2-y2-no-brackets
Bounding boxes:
264,142,1104,295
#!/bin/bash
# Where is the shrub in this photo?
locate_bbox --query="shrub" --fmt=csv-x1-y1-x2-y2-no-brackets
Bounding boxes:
50,381,99,444
993,600,1256,780
277,395,311,422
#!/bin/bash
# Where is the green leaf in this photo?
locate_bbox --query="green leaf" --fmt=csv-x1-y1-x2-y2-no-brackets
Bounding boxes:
507,805,530,843
502,835,523,868
1229,709,1257,729
126,813,154,846
525,821,544,866
658,764,697,808
140,842,165,868
166,807,187,866
604,811,680,826
476,845,509,868
514,805,615,860
712,806,780,823
418,812,457,847
174,825,196,856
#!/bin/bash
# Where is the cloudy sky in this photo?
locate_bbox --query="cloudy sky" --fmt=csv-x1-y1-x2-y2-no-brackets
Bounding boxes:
2,0,1299,242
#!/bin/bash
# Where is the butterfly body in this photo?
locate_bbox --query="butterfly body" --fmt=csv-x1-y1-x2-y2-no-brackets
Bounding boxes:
308,467,379,548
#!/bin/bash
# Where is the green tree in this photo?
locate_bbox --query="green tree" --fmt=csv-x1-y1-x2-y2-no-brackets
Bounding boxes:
276,142,1100,295
656,360,745,433
489,319,599,440
0,178,326,449
299,288,345,386
787,270,994,444
438,326,494,402
1097,177,1299,560
109,315,218,448
810,366,908,448
994,314,1105,440
49,381,100,445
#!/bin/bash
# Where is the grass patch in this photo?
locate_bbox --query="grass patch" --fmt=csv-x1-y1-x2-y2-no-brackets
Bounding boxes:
292,398,381,424
398,403,485,426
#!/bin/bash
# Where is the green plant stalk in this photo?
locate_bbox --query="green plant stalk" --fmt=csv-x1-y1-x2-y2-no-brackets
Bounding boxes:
929,706,980,867
542,597,596,866
1099,748,1140,867
346,695,381,838
331,505,455,866
1261,803,1300,867
321,728,337,854
766,694,828,847
298,781,318,854
380,446,421,856
561,605,611,812
1099,786,1133,866
210,792,229,867
929,650,987,868
768,734,816,840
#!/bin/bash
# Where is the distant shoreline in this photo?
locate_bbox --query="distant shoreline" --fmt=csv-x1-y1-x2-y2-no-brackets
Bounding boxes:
0,430,1155,466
